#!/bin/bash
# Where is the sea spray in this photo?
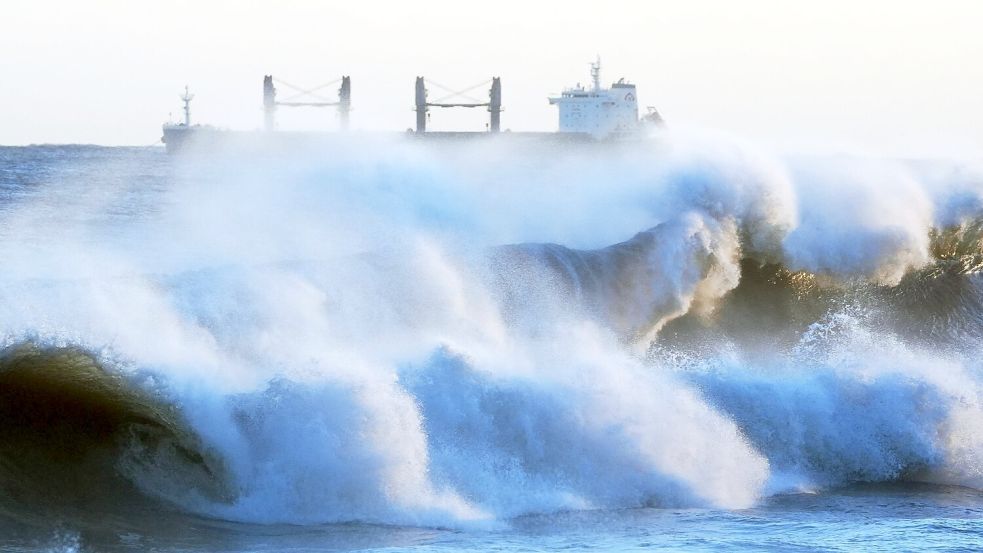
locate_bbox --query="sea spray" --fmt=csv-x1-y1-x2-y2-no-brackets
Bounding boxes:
0,136,981,527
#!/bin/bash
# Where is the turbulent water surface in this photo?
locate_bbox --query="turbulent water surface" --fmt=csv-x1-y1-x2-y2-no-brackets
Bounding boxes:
0,139,981,551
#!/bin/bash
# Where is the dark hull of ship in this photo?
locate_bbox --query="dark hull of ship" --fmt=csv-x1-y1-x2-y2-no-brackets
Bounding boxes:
161,125,615,155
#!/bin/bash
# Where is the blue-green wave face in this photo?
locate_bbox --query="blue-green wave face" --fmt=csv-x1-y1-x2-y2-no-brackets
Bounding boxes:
0,139,981,536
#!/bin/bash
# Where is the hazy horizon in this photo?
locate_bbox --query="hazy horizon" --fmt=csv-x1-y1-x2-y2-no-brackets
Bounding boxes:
2,0,982,158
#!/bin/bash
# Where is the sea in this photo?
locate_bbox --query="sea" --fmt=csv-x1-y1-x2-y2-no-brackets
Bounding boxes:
0,136,980,552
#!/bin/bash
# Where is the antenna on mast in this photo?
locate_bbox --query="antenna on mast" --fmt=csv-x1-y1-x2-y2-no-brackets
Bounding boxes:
590,56,601,91
180,86,194,126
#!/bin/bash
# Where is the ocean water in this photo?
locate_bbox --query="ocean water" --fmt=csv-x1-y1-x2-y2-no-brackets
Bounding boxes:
0,138,981,551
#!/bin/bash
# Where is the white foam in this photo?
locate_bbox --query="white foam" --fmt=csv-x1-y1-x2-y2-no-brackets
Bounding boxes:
0,135,981,526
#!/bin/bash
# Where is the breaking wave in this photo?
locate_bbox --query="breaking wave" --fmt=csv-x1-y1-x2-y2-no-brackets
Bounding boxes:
0,135,982,528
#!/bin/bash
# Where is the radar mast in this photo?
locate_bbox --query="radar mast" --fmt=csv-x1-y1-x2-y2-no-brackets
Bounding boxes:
590,56,602,91
180,86,194,126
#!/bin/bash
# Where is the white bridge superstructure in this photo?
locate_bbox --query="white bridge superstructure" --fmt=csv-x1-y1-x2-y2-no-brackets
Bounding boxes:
549,59,640,139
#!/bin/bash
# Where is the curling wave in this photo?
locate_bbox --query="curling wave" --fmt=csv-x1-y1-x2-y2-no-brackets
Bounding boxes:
0,344,229,524
0,138,982,528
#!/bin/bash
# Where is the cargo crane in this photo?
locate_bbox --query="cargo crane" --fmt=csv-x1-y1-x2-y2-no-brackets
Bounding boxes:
162,59,660,153
262,75,351,131
414,77,502,133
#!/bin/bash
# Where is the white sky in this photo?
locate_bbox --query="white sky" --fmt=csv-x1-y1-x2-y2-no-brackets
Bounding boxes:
1,0,981,158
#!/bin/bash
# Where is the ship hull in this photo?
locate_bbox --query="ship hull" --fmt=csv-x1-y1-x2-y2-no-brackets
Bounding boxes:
162,126,612,155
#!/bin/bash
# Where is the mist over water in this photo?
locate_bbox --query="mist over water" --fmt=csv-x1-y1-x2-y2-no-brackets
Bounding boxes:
0,135,982,548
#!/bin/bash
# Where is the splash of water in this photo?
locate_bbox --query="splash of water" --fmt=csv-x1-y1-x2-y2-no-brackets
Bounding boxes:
0,135,981,527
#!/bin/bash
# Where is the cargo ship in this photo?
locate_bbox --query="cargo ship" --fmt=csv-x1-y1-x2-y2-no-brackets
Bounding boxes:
161,59,663,153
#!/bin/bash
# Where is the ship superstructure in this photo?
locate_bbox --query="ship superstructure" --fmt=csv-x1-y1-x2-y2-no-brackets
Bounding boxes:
548,58,640,139
160,86,223,153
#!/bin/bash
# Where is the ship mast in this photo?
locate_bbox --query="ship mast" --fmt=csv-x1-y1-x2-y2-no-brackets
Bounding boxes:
590,56,601,91
180,86,194,126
